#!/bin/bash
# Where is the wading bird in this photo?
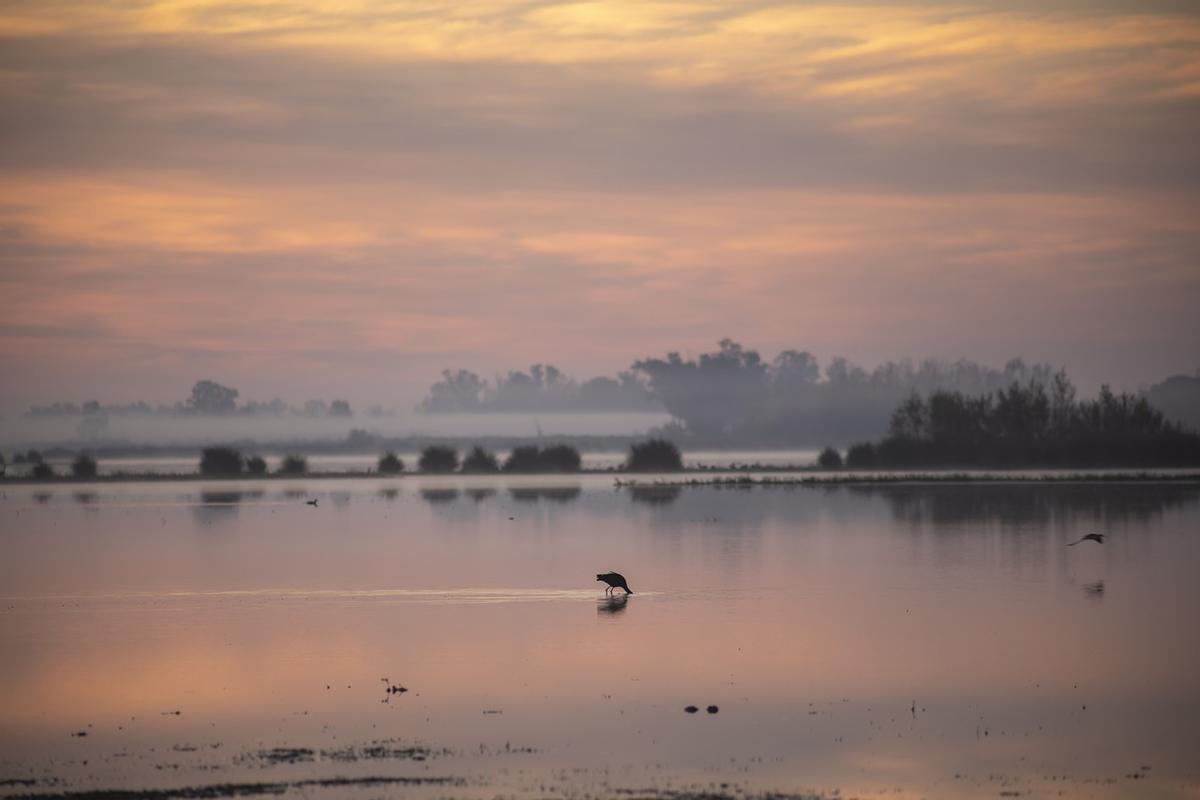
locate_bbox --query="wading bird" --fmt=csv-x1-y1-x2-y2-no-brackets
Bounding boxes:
1067,533,1105,546
597,571,633,595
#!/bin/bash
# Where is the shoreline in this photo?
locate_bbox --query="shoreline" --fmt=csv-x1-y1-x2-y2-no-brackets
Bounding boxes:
3,468,1199,485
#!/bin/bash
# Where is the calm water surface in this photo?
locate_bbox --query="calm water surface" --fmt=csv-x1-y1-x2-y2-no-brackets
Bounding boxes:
1,477,1197,799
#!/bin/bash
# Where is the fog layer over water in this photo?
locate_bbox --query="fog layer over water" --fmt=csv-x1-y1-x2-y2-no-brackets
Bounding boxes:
1,479,1197,798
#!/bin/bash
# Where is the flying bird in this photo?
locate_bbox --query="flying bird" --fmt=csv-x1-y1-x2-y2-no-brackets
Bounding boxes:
596,571,633,595
306,498,318,507
1067,533,1105,546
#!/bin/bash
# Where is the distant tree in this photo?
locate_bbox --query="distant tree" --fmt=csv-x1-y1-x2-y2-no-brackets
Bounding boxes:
460,446,500,473
187,380,239,414
626,439,684,471
419,445,458,473
634,339,769,439
498,445,581,473
303,399,328,417
199,446,243,476
32,462,55,480
377,451,405,474
419,370,487,413
845,442,877,468
0,453,5,477
538,444,582,472
278,454,308,475
329,399,352,417
18,450,44,465
71,453,98,478
245,455,268,475
817,447,843,469
501,446,542,473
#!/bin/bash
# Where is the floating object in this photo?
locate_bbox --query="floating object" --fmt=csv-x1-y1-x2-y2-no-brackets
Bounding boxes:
684,706,699,713
706,705,719,714
597,571,633,595
1067,533,1104,546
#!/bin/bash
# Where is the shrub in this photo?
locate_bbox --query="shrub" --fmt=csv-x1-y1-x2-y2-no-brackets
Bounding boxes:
419,445,458,473
460,446,500,473
200,446,243,476
245,455,268,475
72,453,98,478
626,438,683,472
538,444,582,472
378,451,405,474
278,454,308,475
32,462,55,480
817,447,843,469
845,442,877,469
502,446,541,472
501,445,583,473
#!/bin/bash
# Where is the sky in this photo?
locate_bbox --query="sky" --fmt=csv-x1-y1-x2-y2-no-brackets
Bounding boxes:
1,0,1198,413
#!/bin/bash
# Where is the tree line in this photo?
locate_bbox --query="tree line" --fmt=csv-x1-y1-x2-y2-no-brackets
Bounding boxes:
839,379,1200,468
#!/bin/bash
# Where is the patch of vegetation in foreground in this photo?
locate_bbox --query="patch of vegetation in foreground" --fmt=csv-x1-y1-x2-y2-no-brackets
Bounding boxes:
0,775,465,800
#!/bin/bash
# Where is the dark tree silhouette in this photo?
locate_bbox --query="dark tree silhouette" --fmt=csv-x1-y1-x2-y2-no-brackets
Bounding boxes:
847,378,1200,467
187,380,239,414
461,446,500,473
378,451,405,474
501,444,581,473
817,447,843,469
32,462,55,480
626,439,684,471
502,446,542,472
71,453,98,478
245,455,268,475
420,370,487,412
329,399,352,417
278,454,308,475
419,445,459,473
200,446,243,475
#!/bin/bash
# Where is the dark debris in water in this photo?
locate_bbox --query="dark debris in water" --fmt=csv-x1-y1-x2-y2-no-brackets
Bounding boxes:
1,775,465,800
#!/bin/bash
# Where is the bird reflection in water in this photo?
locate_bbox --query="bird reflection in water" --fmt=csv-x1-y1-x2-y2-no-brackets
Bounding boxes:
597,594,629,616
1084,580,1105,598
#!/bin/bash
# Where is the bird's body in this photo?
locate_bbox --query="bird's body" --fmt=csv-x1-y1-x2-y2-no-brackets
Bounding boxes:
1067,532,1105,546
596,571,633,595
306,498,318,507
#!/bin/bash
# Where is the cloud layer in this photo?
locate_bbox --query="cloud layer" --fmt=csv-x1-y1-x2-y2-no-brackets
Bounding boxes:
1,1,1198,408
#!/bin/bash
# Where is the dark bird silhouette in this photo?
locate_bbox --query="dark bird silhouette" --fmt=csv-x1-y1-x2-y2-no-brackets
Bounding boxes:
306,498,318,507
596,571,633,595
1067,533,1105,546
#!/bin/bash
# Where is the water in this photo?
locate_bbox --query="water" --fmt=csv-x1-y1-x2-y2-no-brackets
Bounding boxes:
1,477,1197,799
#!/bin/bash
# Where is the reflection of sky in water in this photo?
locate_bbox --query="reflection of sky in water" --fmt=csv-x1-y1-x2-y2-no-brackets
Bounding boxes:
0,480,1197,799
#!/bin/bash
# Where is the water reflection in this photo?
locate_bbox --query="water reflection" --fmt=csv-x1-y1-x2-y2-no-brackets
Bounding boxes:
1084,579,1106,598
629,485,682,506
596,594,629,616
508,486,581,504
857,483,1198,527
378,487,400,501
193,490,243,526
32,491,52,504
421,488,459,504
465,488,496,503
72,491,96,505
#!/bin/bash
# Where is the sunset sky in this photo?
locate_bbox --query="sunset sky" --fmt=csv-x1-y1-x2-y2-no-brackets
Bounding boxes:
1,0,1198,411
